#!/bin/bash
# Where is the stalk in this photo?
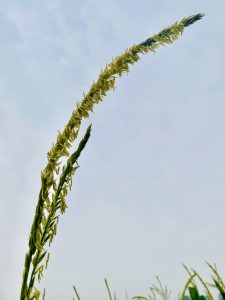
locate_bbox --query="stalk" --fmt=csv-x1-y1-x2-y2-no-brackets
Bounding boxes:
26,125,92,297
20,13,204,300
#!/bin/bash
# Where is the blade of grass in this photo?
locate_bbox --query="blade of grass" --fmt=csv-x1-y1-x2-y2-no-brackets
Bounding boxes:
105,278,113,300
73,285,81,300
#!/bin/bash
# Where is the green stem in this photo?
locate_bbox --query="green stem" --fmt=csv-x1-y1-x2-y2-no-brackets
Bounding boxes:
20,187,45,300
26,125,92,297
20,13,204,299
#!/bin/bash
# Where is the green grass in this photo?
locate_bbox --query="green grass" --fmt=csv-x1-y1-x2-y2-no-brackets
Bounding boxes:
17,13,212,300
73,262,225,300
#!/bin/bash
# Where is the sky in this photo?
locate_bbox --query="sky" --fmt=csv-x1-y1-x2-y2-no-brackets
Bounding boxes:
0,1,225,299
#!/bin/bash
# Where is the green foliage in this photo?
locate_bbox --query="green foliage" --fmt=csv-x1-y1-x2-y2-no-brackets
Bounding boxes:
20,13,204,300
20,126,92,299
132,276,171,300
70,262,223,300
70,262,225,300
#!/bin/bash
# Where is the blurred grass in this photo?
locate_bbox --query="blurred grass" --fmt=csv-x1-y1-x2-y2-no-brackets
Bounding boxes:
72,262,225,300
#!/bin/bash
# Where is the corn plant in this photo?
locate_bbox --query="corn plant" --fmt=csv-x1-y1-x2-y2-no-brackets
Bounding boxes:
129,261,225,300
71,261,225,300
19,13,205,300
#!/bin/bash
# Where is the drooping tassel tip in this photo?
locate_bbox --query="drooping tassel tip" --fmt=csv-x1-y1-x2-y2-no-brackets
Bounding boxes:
184,13,205,27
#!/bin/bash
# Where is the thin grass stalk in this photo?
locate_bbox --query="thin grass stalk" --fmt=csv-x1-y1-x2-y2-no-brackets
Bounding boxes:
132,296,149,299
105,278,113,300
150,276,171,300
182,264,198,291
73,285,81,300
190,269,214,300
206,261,225,290
180,273,197,300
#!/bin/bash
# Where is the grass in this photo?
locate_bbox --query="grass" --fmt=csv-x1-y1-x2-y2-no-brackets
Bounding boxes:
16,12,220,300
72,262,225,300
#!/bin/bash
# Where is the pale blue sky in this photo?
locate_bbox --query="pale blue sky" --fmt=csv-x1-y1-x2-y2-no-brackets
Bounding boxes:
0,1,225,299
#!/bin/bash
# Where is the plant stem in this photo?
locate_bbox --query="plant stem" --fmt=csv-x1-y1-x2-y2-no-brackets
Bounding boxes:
20,13,204,299
26,125,92,297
